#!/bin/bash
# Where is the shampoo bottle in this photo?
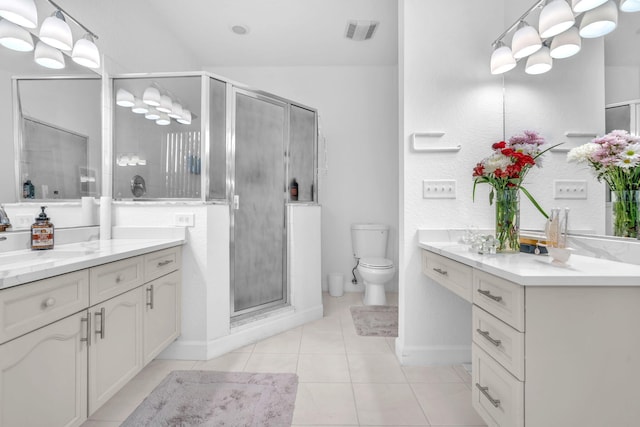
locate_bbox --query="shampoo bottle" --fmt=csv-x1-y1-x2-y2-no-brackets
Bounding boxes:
290,178,299,201
31,206,54,250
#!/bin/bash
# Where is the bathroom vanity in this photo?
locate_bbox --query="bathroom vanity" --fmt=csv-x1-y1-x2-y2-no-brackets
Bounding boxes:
0,238,184,427
420,241,640,427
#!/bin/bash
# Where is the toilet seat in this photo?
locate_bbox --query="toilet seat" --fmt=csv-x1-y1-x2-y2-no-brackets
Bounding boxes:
359,257,393,269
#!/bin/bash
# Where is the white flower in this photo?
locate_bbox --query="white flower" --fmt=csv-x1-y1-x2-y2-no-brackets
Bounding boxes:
621,143,640,160
616,156,640,168
483,153,512,173
567,143,599,163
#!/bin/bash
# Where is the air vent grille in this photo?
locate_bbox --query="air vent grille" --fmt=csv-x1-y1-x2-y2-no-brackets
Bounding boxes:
345,20,379,41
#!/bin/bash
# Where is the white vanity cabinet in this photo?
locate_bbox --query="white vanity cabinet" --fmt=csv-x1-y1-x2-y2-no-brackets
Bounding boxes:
0,243,182,427
421,247,640,427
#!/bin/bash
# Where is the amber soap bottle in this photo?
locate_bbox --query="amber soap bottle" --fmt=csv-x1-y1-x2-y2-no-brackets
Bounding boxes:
31,206,54,250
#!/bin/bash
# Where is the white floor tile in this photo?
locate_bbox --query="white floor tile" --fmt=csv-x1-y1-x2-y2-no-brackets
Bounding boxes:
348,353,406,383
297,353,351,383
412,382,487,426
352,383,428,426
292,383,359,425
344,334,394,354
243,352,299,373
403,365,465,383
253,327,302,353
192,351,251,371
300,330,346,354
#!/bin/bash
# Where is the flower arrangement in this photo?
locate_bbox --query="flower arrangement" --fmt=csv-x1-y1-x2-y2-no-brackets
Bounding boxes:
567,129,640,237
473,130,557,252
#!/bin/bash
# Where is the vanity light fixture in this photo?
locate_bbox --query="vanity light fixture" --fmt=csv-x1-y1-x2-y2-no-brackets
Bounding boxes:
512,21,543,58
525,44,553,74
156,113,171,126
34,40,64,69
0,0,37,29
168,102,183,119
539,0,576,37
39,10,72,50
572,0,607,12
619,0,640,12
0,18,34,51
550,26,582,58
71,33,100,68
177,109,192,125
579,0,618,37
142,85,161,106
131,98,149,114
157,95,173,113
116,89,135,107
144,108,161,120
490,41,517,74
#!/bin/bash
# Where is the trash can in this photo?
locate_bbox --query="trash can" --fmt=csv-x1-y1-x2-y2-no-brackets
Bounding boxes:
328,273,344,297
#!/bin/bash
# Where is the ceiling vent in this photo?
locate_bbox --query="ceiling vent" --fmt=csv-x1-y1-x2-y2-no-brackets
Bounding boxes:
345,20,379,41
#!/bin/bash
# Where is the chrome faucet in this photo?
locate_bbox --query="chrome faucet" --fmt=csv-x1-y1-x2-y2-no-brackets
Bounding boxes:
0,204,11,232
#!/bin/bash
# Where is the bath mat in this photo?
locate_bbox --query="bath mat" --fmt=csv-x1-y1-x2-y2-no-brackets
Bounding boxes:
350,305,398,337
121,370,298,427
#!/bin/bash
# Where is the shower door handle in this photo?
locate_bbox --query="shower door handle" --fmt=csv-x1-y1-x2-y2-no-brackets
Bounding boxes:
233,195,240,210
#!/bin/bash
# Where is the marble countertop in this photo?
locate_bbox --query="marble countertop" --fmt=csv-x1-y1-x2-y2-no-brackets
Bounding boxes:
0,238,185,290
419,241,640,286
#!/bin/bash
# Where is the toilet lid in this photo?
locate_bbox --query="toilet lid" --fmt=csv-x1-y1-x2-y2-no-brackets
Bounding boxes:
359,257,393,269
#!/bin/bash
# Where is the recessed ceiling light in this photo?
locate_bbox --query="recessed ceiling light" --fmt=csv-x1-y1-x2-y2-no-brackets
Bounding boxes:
231,25,249,35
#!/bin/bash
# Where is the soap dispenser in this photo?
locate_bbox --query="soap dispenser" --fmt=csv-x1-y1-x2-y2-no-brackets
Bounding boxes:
31,206,54,250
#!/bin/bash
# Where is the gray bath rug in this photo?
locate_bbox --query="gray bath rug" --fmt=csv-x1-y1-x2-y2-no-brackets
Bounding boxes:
121,370,298,427
350,305,398,337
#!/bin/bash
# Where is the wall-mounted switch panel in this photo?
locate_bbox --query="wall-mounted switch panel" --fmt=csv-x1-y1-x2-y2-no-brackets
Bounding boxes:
553,179,587,199
423,179,456,199
174,213,195,227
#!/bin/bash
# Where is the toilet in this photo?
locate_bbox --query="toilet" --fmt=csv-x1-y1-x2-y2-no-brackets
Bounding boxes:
351,223,395,305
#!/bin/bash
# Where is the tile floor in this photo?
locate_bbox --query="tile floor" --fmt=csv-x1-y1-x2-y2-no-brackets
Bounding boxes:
81,292,487,427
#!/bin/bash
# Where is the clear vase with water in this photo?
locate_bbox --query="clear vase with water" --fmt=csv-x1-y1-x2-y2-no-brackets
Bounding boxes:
495,187,520,253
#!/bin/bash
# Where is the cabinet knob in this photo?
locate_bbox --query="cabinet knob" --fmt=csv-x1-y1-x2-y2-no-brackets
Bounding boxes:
115,274,124,283
43,297,56,308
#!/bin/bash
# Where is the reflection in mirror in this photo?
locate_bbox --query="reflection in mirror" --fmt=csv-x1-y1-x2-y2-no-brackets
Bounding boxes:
16,77,102,200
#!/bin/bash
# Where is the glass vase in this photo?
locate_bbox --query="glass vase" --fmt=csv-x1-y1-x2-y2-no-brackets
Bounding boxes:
495,187,520,253
612,190,639,238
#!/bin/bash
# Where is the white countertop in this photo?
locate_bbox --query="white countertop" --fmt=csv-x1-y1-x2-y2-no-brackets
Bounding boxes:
0,238,185,290
419,241,640,286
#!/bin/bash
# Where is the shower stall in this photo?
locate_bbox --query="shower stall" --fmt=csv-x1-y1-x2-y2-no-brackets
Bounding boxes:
112,72,318,318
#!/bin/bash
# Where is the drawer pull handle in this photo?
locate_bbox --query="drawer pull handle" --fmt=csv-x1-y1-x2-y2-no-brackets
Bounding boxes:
81,316,91,346
477,289,503,302
95,308,105,339
476,328,502,346
115,274,124,283
146,284,154,309
157,260,173,267
476,383,501,408
433,267,448,276
43,297,56,308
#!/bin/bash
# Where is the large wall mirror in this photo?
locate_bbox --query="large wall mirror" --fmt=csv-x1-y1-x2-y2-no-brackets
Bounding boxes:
0,47,101,205
502,0,640,239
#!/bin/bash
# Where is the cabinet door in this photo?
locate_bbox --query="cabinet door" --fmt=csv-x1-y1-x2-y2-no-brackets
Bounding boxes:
143,270,181,364
0,312,88,427
88,287,144,415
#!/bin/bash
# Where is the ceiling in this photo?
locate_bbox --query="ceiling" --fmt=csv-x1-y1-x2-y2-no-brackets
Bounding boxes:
139,0,398,67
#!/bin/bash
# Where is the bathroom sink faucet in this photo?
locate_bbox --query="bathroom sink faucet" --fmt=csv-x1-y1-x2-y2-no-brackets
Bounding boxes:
0,205,11,232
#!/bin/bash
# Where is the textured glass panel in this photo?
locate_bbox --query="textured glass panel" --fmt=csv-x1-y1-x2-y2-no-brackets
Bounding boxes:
113,76,201,199
289,105,316,202
208,78,227,200
233,92,286,313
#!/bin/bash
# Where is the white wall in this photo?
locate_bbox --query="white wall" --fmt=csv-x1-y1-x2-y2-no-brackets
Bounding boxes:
207,65,399,294
606,65,640,104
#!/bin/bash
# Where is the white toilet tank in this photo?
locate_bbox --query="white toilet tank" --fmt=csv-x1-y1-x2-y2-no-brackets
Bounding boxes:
351,223,389,259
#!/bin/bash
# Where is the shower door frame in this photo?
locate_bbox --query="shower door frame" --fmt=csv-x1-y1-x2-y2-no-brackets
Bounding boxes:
229,87,290,318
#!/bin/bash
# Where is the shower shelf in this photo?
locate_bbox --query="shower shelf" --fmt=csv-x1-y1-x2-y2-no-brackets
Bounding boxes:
410,132,461,152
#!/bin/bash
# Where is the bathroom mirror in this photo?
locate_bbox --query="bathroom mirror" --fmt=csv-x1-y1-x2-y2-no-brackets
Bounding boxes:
502,2,640,239
0,45,101,205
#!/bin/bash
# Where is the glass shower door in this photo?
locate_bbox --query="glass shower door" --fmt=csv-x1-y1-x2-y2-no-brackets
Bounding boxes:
231,90,287,316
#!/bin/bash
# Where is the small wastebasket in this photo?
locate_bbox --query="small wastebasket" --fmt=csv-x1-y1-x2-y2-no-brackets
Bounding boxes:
328,273,344,297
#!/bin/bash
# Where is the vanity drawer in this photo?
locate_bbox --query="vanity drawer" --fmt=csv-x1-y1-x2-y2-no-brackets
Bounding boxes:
473,270,524,332
472,306,524,381
89,256,144,305
144,246,181,282
472,344,524,427
422,250,473,302
0,270,89,344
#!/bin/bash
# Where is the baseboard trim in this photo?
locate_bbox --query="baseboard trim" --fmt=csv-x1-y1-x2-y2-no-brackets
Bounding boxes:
159,304,323,361
396,341,471,366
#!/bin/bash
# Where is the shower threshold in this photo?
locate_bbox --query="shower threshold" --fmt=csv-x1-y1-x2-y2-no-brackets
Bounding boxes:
230,303,292,328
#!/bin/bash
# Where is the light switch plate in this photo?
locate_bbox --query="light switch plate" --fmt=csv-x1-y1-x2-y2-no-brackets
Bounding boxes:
423,179,456,199
553,180,587,199
174,213,195,227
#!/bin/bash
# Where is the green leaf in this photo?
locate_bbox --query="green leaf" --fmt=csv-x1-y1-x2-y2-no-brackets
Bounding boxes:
489,188,494,205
